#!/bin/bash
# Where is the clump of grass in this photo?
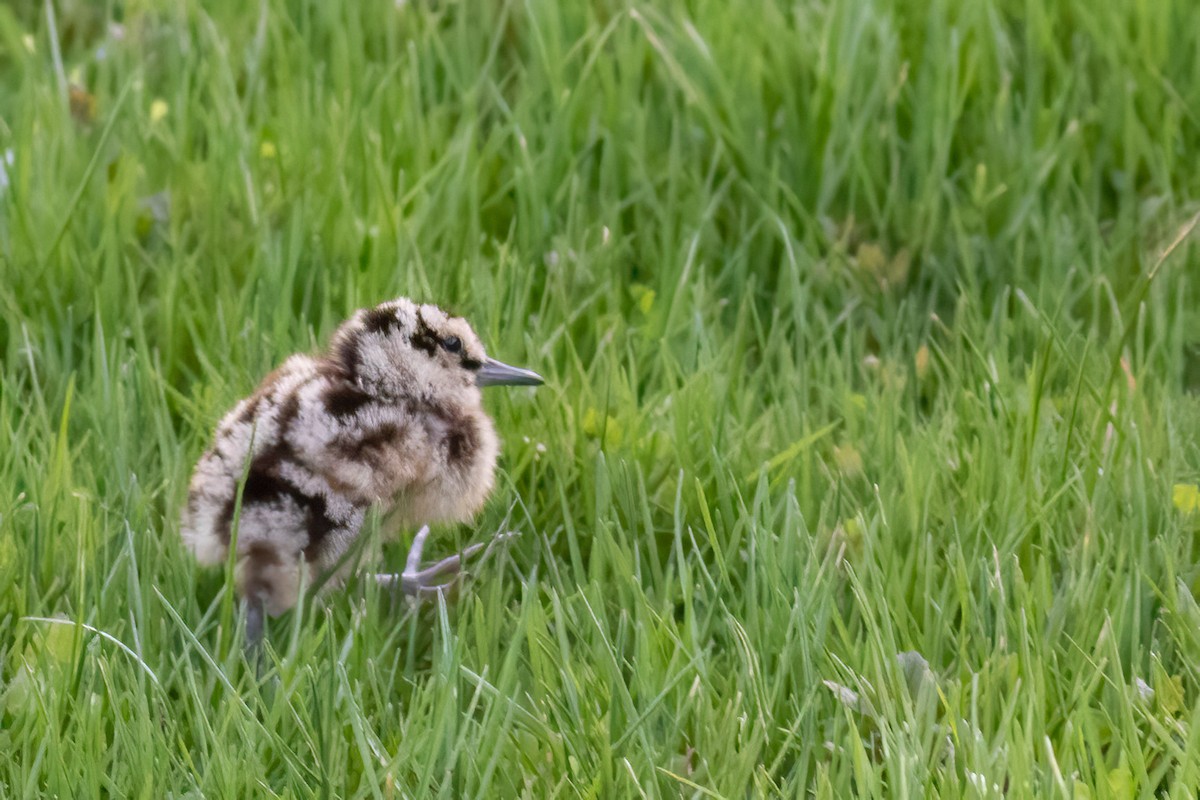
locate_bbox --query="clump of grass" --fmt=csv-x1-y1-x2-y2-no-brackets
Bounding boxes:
3,0,1200,795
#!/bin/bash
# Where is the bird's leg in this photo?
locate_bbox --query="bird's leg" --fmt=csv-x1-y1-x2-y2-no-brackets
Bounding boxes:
374,525,516,601
243,594,265,664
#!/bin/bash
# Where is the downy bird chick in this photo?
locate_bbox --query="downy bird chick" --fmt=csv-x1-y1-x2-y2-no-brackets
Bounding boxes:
181,298,543,647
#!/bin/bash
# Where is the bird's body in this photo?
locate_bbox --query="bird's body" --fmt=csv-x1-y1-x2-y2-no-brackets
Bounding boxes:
181,298,541,632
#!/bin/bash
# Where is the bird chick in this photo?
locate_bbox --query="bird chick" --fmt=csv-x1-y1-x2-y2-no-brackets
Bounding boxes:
181,298,543,647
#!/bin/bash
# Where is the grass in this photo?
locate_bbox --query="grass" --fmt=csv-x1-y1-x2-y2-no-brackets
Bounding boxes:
3,0,1200,795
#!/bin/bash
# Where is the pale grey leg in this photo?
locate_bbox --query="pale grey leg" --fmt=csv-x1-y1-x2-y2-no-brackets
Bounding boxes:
244,595,265,664
374,526,516,600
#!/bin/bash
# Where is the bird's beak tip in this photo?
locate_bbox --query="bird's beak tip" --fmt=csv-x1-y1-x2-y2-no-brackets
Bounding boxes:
476,358,544,388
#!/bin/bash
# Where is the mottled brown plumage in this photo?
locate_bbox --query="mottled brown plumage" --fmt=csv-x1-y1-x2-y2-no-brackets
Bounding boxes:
181,298,542,646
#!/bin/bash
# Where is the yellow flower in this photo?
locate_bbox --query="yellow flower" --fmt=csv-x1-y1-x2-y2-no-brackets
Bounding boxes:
1173,483,1200,515
149,99,168,123
260,141,277,159
915,344,931,381
581,407,623,446
629,283,655,314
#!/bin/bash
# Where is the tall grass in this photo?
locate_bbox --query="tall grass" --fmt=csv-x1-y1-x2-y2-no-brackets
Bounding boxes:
3,0,1200,795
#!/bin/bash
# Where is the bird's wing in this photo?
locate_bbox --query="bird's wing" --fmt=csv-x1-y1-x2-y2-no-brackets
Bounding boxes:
184,356,321,549
283,374,434,504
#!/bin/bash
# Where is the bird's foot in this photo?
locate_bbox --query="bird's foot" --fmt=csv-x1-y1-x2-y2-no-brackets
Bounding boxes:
374,525,517,601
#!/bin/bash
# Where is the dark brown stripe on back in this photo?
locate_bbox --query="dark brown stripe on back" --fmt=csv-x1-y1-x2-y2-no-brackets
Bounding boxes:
333,332,361,379
301,491,341,562
214,444,304,542
275,391,302,434
363,306,402,335
322,382,372,419
235,395,262,425
335,422,403,466
220,464,343,560
240,469,298,508
216,496,236,545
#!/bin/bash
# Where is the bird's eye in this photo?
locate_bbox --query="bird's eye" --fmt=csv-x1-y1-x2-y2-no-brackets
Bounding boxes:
442,336,462,353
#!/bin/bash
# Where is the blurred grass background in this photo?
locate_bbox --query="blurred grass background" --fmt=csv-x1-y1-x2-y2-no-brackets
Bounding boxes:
3,0,1200,795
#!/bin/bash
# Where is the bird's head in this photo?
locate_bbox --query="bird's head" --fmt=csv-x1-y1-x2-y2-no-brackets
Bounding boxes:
328,298,543,403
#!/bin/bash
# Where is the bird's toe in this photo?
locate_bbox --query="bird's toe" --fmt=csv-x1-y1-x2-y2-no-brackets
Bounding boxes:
374,527,516,603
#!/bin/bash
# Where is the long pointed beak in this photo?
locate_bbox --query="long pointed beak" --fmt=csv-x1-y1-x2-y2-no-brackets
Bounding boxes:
476,357,544,387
